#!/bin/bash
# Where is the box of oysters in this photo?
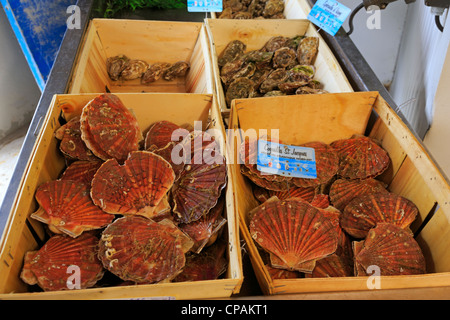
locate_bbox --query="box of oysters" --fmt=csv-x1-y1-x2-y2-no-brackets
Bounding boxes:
0,93,243,299
205,18,353,110
68,19,214,95
228,91,450,296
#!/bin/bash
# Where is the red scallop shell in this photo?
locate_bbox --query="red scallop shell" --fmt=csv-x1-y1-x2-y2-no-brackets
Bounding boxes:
149,141,185,180
172,131,227,224
252,184,315,203
59,160,103,185
80,93,143,163
98,216,193,283
91,151,175,219
31,180,114,237
179,197,227,253
305,250,353,278
310,194,330,209
353,223,426,276
241,165,292,191
329,178,389,212
330,135,390,179
340,192,419,239
54,117,99,161
292,141,339,188
144,120,188,150
265,265,302,280
250,198,338,273
20,233,104,291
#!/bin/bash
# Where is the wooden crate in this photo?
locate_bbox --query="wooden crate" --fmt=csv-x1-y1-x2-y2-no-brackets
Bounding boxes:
0,93,242,300
68,19,214,95
227,91,450,295
205,18,353,110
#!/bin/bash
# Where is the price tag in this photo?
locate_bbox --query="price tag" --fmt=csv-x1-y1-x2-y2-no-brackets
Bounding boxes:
257,140,317,179
187,0,223,12
307,0,351,36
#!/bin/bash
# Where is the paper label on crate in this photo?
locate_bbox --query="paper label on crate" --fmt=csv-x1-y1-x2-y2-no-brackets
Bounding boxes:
187,0,223,12
307,0,351,36
257,140,317,179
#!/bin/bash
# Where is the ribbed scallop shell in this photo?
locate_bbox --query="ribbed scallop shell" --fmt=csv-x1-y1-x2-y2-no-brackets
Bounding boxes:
330,135,390,180
144,120,186,150
20,233,104,291
305,250,353,278
91,151,175,219
340,192,419,239
172,131,227,224
54,117,99,161
353,223,426,276
329,178,388,212
250,198,338,273
98,216,193,283
292,141,339,188
252,185,316,203
59,160,103,185
80,93,143,163
265,265,301,280
31,180,114,237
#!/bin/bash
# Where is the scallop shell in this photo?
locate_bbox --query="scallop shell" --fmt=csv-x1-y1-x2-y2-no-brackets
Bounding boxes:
292,141,339,188
265,265,301,280
179,197,227,253
340,192,419,239
305,250,353,278
250,198,338,273
353,223,426,276
54,117,99,161
330,135,390,180
172,131,227,224
144,120,186,150
59,160,103,185
20,233,104,291
31,180,114,238
80,93,143,163
90,151,175,219
253,184,316,203
297,37,319,65
98,216,193,283
329,178,389,211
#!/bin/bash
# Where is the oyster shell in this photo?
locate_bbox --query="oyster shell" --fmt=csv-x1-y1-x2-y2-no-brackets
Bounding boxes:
80,93,143,163
263,0,285,17
20,233,104,291
163,61,190,81
54,117,99,161
218,40,246,67
98,216,193,283
262,36,289,52
353,223,426,276
225,77,256,106
259,68,289,94
250,198,338,273
59,160,103,185
297,37,319,65
340,192,419,239
331,135,390,180
91,151,175,219
243,50,274,69
141,62,171,84
31,180,114,238
329,178,389,211
106,55,129,81
272,47,297,69
120,59,149,81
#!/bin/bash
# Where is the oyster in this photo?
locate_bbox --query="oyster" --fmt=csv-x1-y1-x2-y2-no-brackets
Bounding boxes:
297,37,319,65
272,47,297,69
259,68,289,94
106,55,129,81
353,223,426,276
59,160,103,185
263,0,285,17
233,11,253,19
295,86,328,95
262,36,289,52
120,59,149,81
243,50,273,69
141,62,171,84
218,40,246,67
20,233,104,291
91,151,175,219
218,7,233,19
80,93,143,163
250,198,338,273
31,180,114,238
330,135,390,180
54,117,99,162
220,58,245,85
225,77,256,106
329,178,389,211
340,192,419,239
163,61,190,81
98,216,193,283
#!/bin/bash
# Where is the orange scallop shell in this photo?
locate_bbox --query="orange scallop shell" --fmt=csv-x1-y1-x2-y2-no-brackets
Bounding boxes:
252,184,316,203
59,160,103,185
340,192,419,239
329,178,389,212
330,135,390,179
20,233,104,291
31,180,114,237
250,198,338,273
80,93,143,162
98,216,193,283
144,120,187,150
90,151,175,219
353,223,426,276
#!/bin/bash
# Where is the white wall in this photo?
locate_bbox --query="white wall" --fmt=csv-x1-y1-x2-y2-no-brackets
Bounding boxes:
0,6,41,143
